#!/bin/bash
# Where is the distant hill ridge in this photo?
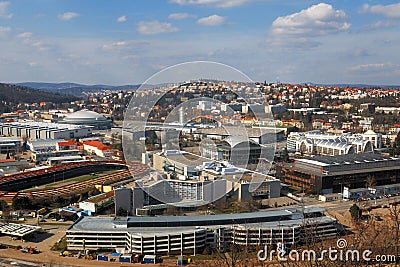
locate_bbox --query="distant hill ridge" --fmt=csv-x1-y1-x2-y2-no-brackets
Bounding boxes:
16,82,141,96
0,83,79,105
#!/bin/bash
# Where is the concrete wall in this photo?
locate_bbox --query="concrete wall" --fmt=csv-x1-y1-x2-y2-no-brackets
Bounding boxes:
115,188,144,216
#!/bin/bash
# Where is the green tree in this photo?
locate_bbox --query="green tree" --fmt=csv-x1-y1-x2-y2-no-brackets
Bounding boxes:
281,147,289,163
116,207,128,216
12,196,32,210
349,203,362,221
0,200,8,210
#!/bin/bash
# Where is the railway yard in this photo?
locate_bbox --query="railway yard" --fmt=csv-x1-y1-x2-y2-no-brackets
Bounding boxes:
0,161,149,203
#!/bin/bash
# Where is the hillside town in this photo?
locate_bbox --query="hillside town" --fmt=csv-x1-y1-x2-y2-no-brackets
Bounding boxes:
0,80,400,266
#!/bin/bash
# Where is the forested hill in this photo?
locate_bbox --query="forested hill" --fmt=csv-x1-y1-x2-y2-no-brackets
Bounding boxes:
0,83,79,104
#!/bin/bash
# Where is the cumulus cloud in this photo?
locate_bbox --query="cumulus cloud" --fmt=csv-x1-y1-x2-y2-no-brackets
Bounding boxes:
168,13,195,20
169,0,248,8
117,15,126,23
58,12,79,21
360,3,400,18
0,1,12,19
137,21,178,35
197,14,226,26
271,3,350,37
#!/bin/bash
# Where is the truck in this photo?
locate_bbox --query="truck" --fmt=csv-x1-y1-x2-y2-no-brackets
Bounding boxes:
20,246,40,254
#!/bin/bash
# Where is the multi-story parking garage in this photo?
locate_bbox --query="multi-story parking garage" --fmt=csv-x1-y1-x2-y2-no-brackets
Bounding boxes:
66,207,338,255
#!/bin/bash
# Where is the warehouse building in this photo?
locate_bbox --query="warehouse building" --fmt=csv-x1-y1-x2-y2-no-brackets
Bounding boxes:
0,121,93,140
66,207,338,255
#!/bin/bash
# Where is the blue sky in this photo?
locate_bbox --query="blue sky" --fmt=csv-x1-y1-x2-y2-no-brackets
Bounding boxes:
0,0,399,85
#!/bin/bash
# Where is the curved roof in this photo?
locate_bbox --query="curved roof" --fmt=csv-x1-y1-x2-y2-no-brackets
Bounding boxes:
222,136,260,148
64,110,106,121
364,129,377,135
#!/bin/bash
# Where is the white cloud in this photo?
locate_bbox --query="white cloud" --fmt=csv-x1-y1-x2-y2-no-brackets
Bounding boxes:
169,0,248,8
28,62,39,67
349,63,391,72
137,21,178,35
271,3,350,37
117,15,126,23
58,12,79,21
0,25,10,37
361,3,400,18
197,15,227,26
0,1,12,19
17,32,33,38
0,25,10,32
168,13,195,20
359,21,398,32
102,41,127,51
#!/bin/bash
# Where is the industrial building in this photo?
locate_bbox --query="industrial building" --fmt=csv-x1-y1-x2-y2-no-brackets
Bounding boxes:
79,191,115,213
66,207,338,255
279,153,400,194
0,137,22,154
193,126,283,144
201,136,262,166
0,121,93,140
27,139,81,164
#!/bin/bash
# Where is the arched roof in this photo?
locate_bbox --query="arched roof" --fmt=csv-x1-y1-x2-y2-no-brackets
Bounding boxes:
64,110,106,121
222,136,260,149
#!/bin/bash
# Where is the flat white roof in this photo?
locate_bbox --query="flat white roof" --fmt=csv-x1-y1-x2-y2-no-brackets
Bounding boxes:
0,121,93,130
0,223,41,237
296,158,330,167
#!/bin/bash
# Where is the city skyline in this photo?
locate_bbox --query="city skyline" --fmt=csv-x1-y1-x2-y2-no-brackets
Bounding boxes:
0,0,399,85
